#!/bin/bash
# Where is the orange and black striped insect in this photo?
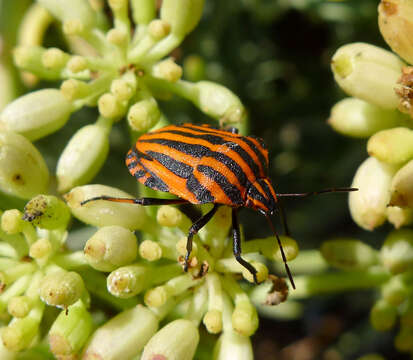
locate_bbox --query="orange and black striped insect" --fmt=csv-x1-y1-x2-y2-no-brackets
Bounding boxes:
82,123,356,287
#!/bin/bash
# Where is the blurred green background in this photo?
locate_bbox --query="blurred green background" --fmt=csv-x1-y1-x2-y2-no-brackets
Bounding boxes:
0,0,405,359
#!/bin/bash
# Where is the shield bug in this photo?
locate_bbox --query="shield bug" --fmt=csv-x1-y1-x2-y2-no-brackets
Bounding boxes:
82,123,356,287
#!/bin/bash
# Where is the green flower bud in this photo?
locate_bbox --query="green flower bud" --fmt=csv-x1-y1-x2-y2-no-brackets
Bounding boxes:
56,119,111,193
395,325,413,352
232,299,259,337
67,56,88,73
349,157,397,230
321,238,378,270
0,131,49,199
42,48,70,70
160,0,205,37
328,98,406,138
60,79,91,101
386,206,413,228
381,275,410,306
0,328,16,360
29,238,52,260
8,296,32,319
64,184,149,230
379,0,413,64
38,0,96,29
1,209,24,234
0,89,72,141
141,319,199,360
127,98,161,132
193,81,246,125
370,299,397,331
213,331,253,360
152,59,183,82
389,159,413,207
98,93,127,119
1,309,42,351
40,270,84,309
331,42,405,109
83,305,159,360
23,195,71,229
381,228,413,273
139,240,163,261
107,264,150,298
149,20,171,40
84,226,138,272
241,261,268,284
111,77,136,102
368,127,413,165
49,300,93,359
203,309,223,334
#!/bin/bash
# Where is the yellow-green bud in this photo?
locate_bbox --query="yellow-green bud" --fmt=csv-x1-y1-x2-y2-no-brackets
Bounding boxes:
386,206,413,228
83,305,159,360
368,127,413,165
67,56,88,73
29,238,52,259
0,89,72,141
60,79,90,101
139,240,162,261
379,0,413,65
331,42,405,109
213,331,253,360
40,270,84,309
38,0,96,29
56,121,110,193
152,58,183,82
141,319,199,360
127,98,161,132
349,157,397,230
232,300,259,337
144,286,168,308
65,184,149,230
0,131,49,199
111,78,135,102
370,299,397,331
381,228,413,273
381,275,410,306
389,159,413,207
8,296,31,318
131,0,156,25
160,0,205,37
98,93,126,119
2,314,41,352
49,300,93,358
42,48,69,70
320,238,378,270
241,261,268,284
268,236,299,262
107,264,149,298
395,325,413,352
1,209,24,234
157,205,183,227
328,98,406,138
107,28,128,46
84,226,138,272
193,81,246,124
23,195,71,229
149,19,171,40
203,309,222,334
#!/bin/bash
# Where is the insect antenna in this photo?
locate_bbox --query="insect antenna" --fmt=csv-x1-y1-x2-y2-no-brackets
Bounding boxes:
265,215,296,290
276,187,357,198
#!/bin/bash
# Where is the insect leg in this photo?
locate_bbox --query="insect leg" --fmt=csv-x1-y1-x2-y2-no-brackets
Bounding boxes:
276,187,358,198
81,196,189,206
232,208,258,284
276,199,291,237
184,204,220,271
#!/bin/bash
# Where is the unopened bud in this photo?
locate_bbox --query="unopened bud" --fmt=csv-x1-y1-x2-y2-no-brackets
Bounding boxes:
381,228,413,274
386,206,413,228
241,261,268,284
84,226,138,272
232,300,259,337
141,319,199,360
0,89,72,141
370,299,397,331
389,159,413,207
139,240,162,261
203,309,222,334
127,98,161,132
349,157,397,230
149,19,171,40
107,29,128,46
0,132,49,199
328,98,406,138
152,59,183,82
331,42,404,109
213,331,253,360
381,275,410,306
321,238,378,270
67,56,88,73
42,48,69,70
98,93,127,119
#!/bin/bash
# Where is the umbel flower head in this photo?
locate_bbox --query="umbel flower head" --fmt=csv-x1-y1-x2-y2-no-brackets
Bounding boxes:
0,0,246,196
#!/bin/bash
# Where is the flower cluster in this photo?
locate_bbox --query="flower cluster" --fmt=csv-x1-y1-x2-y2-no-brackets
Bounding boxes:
328,0,413,353
0,0,245,196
